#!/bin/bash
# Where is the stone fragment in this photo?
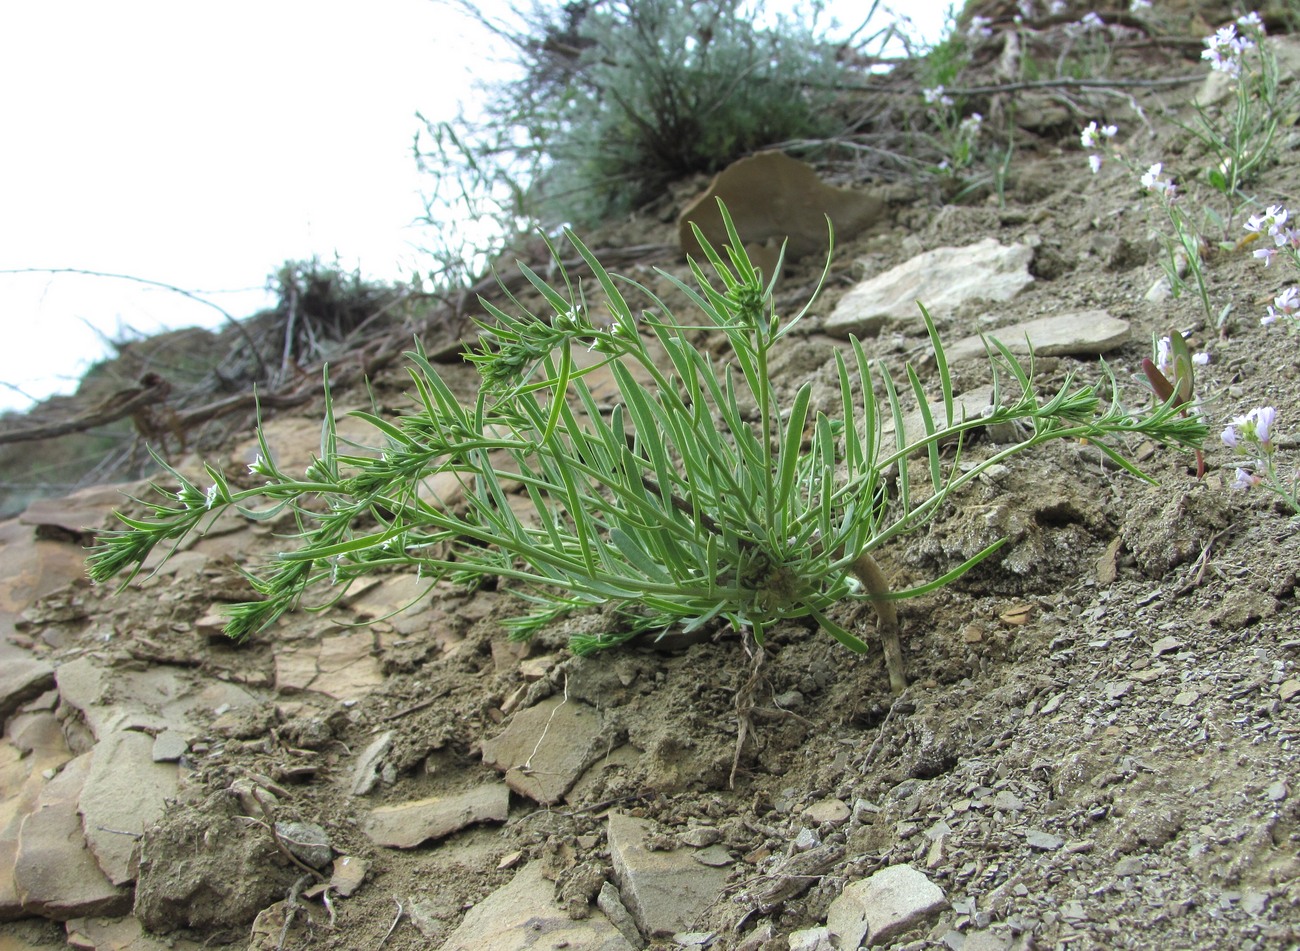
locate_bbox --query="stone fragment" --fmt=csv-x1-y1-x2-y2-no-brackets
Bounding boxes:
691,845,733,867
1025,829,1064,851
362,783,509,848
329,855,367,897
607,812,729,938
680,826,721,848
274,629,382,701
274,820,332,868
826,238,1033,337
349,730,393,796
941,311,1130,364
1172,690,1199,707
598,880,646,950
0,657,55,727
789,926,834,951
1279,679,1300,703
440,861,635,951
14,753,131,920
65,914,204,950
151,730,189,762
79,730,178,885
1151,635,1184,656
480,696,606,804
826,864,946,948
1266,780,1289,802
805,798,850,825
678,151,884,264
0,516,91,645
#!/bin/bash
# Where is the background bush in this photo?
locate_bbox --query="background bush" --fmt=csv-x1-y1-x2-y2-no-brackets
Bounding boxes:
420,0,858,239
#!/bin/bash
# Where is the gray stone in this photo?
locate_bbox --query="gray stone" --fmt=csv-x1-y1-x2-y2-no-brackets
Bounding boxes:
826,864,947,948
942,311,1130,364
826,238,1033,337
788,926,834,950
363,783,509,848
691,845,733,868
151,729,189,763
678,151,885,264
480,696,606,805
274,820,332,868
439,861,635,951
805,798,850,825
350,730,393,795
0,657,54,727
78,730,178,885
598,881,647,950
1025,829,1064,851
65,914,206,950
329,855,367,897
14,753,131,920
607,812,729,938
680,826,721,848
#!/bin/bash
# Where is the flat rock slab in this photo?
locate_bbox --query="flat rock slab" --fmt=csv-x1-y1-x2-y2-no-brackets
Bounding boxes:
481,696,606,805
0,517,90,644
363,783,510,848
678,150,885,263
19,482,141,537
607,812,728,938
274,629,383,702
14,752,131,921
0,656,54,726
943,311,1131,363
66,914,206,950
826,238,1033,337
827,864,947,948
439,861,635,951
79,730,179,885
55,655,260,741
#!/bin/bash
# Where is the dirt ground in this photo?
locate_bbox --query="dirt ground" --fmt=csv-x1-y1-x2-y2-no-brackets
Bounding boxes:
6,7,1300,950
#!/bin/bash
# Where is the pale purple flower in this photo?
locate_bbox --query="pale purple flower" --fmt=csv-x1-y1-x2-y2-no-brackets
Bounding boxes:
1222,424,1240,448
1276,287,1300,314
1089,153,1103,174
967,15,994,39
1232,467,1261,490
1202,23,1255,77
1254,247,1277,266
1237,11,1265,36
1141,162,1176,198
1048,0,1067,14
1155,336,1173,377
1079,11,1105,30
1253,406,1276,445
923,86,954,108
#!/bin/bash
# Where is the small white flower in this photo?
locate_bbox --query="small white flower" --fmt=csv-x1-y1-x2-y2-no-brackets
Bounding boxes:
1275,286,1300,314
1222,424,1240,448
1079,11,1105,30
1231,467,1258,490
1129,0,1152,11
966,15,993,38
1192,352,1210,366
205,485,219,511
1088,153,1103,174
1236,11,1265,35
1254,247,1277,266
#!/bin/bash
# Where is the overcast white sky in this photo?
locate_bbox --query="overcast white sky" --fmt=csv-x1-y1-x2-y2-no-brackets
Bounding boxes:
0,1,944,414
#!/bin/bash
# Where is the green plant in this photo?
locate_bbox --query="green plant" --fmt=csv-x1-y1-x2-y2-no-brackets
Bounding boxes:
87,203,1207,694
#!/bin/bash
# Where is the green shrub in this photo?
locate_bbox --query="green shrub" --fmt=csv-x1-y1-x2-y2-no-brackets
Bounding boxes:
420,0,852,229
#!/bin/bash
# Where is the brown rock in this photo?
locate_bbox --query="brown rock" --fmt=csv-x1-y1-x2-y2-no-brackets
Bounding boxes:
362,783,509,848
79,730,179,885
481,696,607,805
14,753,131,921
678,151,884,264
